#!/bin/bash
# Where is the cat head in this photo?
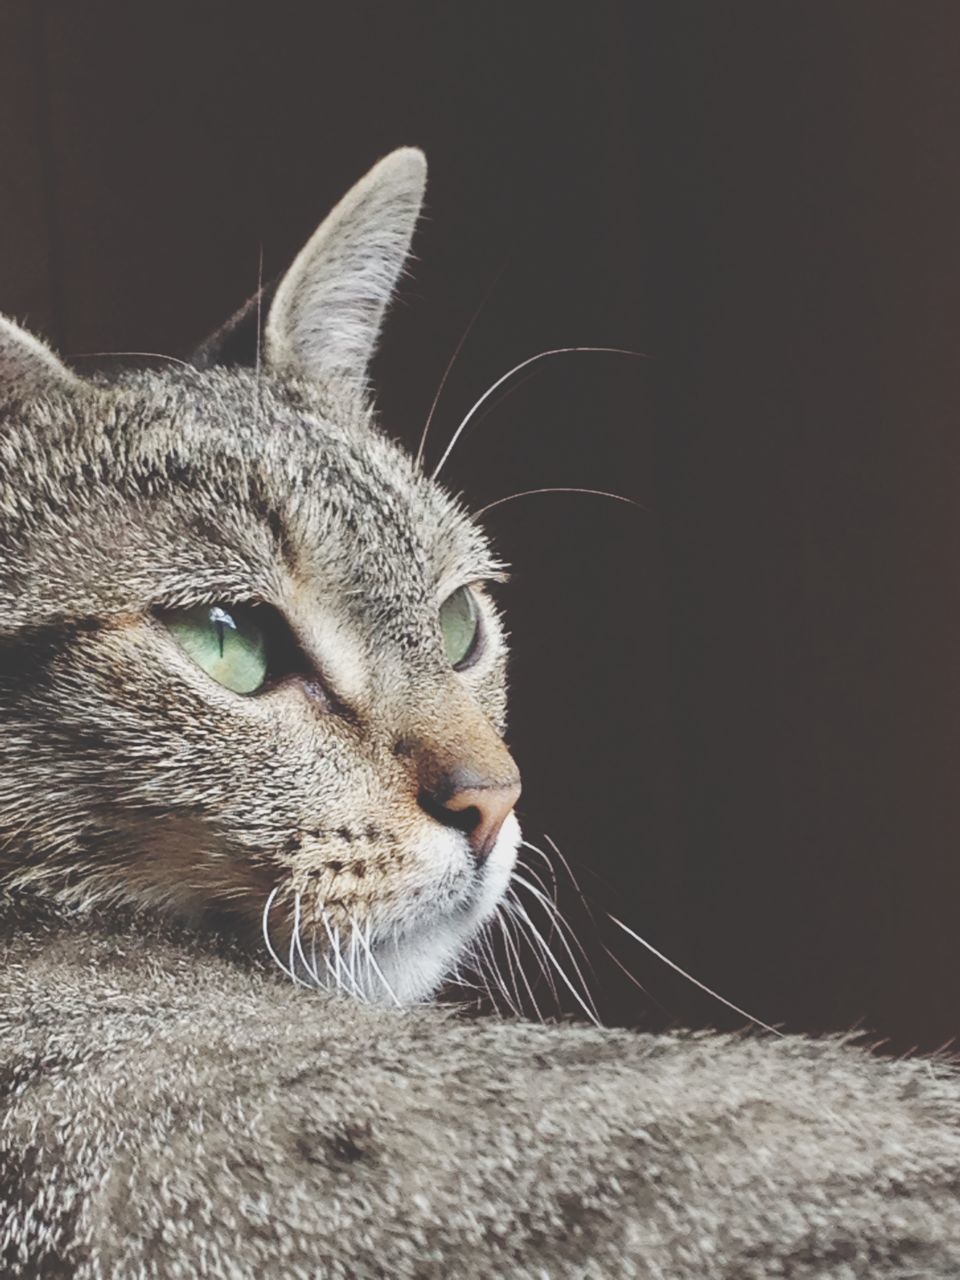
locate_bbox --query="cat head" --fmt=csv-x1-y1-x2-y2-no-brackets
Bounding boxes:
0,148,522,1003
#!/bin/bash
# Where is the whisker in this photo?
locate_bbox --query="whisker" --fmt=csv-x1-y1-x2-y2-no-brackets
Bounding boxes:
607,912,783,1037
312,915,340,988
535,836,604,973
599,941,660,1008
319,912,346,997
431,346,653,479
447,966,485,996
288,891,303,984
261,884,297,984
503,886,560,1008
524,835,610,980
468,922,510,1016
516,840,559,903
493,903,527,1017
540,834,595,917
253,244,264,437
69,350,193,369
415,261,508,470
498,903,546,1022
511,869,600,1003
354,917,402,1008
506,897,601,1027
476,919,521,1017
344,922,362,1002
514,843,564,960
514,855,556,903
476,487,644,518
291,890,322,987
312,931,337,988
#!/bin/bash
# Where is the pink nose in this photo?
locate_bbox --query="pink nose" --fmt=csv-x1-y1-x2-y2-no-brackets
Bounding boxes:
419,767,522,863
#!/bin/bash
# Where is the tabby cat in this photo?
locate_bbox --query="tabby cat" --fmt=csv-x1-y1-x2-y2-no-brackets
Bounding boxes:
2,150,960,1279
0,148,521,1005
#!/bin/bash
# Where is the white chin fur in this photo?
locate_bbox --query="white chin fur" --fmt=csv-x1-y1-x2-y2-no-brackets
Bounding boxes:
367,813,521,1005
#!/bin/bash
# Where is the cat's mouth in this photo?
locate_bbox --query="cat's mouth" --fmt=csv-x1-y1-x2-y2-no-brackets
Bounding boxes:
270,813,521,1005
373,812,521,1003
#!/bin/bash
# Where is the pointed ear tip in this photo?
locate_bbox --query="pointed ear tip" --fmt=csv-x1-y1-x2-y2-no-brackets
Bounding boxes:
376,146,428,183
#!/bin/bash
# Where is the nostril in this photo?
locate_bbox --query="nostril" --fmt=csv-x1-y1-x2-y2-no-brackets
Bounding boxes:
417,789,481,837
417,773,521,865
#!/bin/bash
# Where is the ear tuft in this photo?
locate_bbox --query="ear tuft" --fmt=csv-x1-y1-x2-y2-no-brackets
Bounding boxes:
0,315,79,396
265,147,427,388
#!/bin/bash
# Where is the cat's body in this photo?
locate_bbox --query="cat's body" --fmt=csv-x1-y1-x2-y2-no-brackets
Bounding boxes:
3,149,960,1277
4,893,960,1280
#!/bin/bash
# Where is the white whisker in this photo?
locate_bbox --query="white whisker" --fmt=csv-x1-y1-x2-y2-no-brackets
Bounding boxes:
311,919,340,988
347,924,360,1000
319,912,346,997
353,917,402,1008
503,888,559,1007
510,871,600,1018
261,885,297,984
517,839,560,903
69,349,193,369
466,925,506,1015
493,904,527,1016
431,346,652,479
513,860,595,975
498,903,545,1022
476,487,643,518
414,262,507,470
253,245,264,437
507,897,601,1027
291,891,322,987
478,917,523,1018
606,913,783,1036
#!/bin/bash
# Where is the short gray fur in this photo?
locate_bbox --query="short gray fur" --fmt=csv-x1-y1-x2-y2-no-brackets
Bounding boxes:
2,149,959,1278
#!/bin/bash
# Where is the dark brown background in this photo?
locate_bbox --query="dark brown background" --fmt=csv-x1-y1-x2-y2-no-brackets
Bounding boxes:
3,2,960,1050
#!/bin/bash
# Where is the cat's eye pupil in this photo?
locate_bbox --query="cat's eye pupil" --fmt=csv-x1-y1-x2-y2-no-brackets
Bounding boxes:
439,586,481,670
161,604,269,695
209,606,236,658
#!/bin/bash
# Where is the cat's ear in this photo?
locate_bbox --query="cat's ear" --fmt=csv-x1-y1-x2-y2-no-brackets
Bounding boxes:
0,315,80,396
265,147,427,388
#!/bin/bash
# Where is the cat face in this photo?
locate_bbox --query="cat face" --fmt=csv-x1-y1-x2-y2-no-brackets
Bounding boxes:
0,149,522,1002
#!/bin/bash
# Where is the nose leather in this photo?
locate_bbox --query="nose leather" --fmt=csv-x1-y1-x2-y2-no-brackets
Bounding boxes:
405,687,521,864
433,775,522,863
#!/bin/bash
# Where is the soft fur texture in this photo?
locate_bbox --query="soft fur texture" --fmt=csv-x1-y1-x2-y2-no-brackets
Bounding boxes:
0,149,520,1005
4,895,960,1279
4,148,960,1278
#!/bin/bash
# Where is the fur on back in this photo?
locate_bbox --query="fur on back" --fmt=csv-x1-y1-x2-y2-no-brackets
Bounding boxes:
3,894,960,1280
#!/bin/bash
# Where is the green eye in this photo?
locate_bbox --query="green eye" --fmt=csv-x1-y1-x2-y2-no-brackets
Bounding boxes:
162,604,268,695
439,585,482,669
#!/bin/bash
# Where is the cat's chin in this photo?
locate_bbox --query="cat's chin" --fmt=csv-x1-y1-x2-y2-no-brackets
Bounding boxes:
363,812,521,1005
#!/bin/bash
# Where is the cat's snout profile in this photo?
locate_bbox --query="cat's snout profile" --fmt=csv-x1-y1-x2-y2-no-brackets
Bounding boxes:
410,706,521,863
419,765,521,864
